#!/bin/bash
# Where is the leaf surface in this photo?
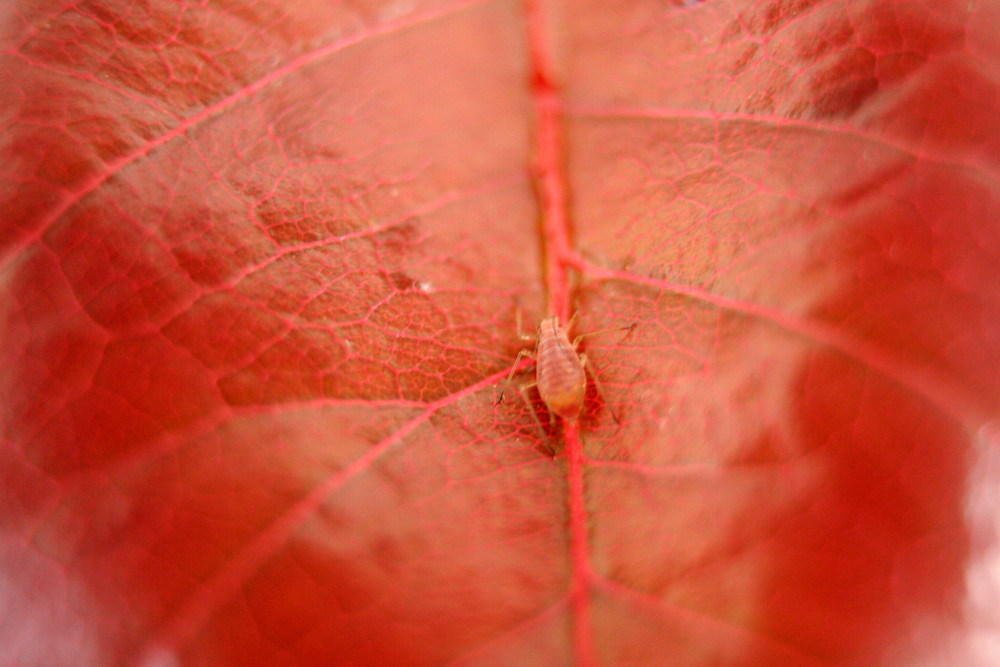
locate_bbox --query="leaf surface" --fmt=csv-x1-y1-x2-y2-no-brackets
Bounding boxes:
2,1,999,665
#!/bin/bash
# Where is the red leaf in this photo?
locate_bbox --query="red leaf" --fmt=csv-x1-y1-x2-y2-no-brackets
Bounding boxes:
3,1,999,665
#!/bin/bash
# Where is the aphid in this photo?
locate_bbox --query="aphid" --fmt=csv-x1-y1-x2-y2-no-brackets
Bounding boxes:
497,314,634,440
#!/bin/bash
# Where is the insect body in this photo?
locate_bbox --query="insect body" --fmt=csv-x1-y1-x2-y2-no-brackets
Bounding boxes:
534,317,587,420
497,315,633,433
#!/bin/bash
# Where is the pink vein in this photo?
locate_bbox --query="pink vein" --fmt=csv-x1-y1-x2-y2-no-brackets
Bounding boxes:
594,576,830,666
0,0,487,273
568,253,984,431
444,599,567,666
568,103,999,177
133,365,510,665
524,2,596,666
564,421,597,666
525,1,571,322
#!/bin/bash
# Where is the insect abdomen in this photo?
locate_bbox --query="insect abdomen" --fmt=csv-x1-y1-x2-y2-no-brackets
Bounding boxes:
536,334,586,420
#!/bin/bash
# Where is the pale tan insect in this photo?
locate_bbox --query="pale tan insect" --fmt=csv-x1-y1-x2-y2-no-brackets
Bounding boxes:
497,314,634,439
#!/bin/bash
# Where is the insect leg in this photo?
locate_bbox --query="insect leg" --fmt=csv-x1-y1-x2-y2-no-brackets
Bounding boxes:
515,382,551,448
497,348,534,405
579,353,621,423
564,310,580,333
515,306,535,343
571,322,636,349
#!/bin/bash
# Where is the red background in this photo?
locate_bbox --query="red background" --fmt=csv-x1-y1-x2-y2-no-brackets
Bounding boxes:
2,1,999,665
